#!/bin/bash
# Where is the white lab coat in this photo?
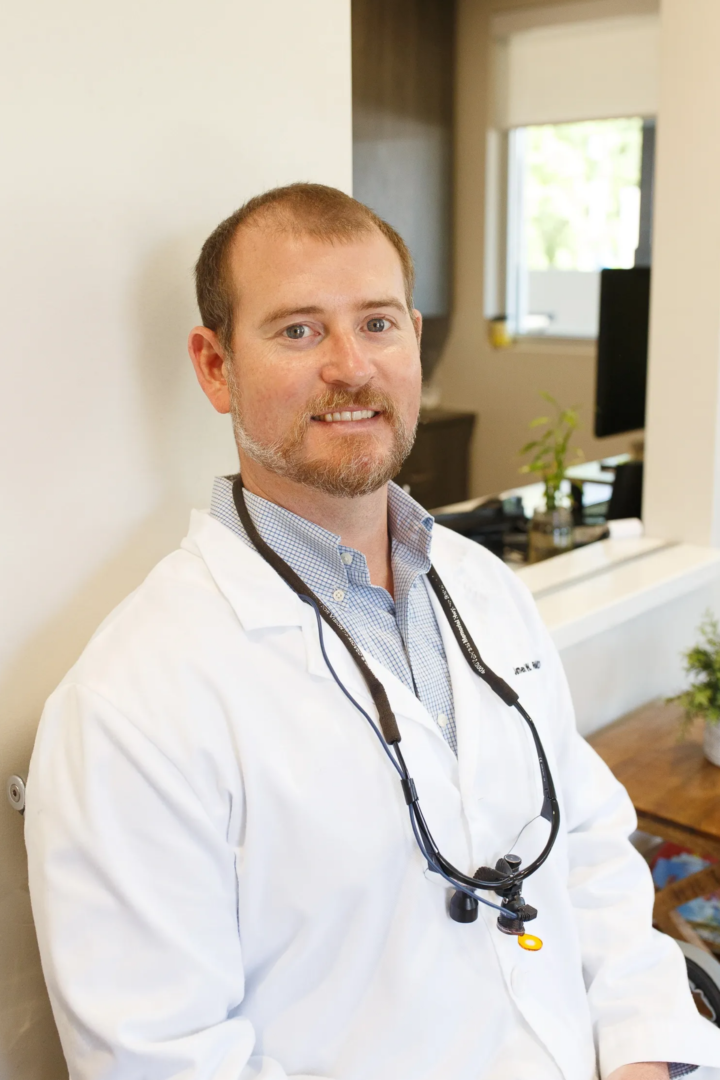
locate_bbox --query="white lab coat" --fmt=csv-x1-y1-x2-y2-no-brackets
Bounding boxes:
25,510,720,1080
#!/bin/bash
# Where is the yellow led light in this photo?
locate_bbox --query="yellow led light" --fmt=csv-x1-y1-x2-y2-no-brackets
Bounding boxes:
518,933,543,952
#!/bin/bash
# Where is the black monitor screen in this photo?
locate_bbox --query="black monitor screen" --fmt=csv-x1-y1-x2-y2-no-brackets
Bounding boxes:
594,267,650,438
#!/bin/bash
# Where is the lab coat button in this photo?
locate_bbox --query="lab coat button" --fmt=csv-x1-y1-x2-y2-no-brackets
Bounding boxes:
332,589,345,602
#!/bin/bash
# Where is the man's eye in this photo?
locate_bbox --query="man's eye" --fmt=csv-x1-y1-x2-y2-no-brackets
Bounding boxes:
366,317,390,333
284,324,310,340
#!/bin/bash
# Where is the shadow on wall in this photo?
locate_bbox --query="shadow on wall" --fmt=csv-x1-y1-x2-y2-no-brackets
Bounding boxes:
0,235,237,1080
130,233,238,509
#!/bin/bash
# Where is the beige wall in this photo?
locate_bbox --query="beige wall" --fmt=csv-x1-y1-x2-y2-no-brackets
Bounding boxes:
643,0,720,546
435,0,637,498
0,3,352,1077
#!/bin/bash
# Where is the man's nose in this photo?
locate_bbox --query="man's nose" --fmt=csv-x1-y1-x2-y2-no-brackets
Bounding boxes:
320,327,375,387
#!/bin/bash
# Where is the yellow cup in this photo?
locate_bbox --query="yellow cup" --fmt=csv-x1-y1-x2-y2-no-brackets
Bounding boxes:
489,315,513,349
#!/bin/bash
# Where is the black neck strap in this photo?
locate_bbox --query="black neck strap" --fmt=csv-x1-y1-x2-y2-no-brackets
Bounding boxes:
425,566,519,708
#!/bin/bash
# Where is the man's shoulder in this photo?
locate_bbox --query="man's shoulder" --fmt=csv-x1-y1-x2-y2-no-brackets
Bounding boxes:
60,513,245,699
89,537,223,646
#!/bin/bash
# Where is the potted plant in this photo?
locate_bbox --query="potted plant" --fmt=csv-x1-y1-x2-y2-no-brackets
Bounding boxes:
670,612,720,766
519,393,581,564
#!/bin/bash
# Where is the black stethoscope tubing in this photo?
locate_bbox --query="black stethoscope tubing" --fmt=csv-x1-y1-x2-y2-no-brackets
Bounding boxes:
300,594,509,916
232,477,560,911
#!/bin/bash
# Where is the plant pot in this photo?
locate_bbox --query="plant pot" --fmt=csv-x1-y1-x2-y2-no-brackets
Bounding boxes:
704,720,720,767
528,506,574,564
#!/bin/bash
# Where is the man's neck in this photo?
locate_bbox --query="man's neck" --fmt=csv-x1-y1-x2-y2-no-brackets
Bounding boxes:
238,456,394,595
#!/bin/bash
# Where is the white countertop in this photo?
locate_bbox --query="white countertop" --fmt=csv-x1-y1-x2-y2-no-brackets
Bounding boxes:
516,537,720,650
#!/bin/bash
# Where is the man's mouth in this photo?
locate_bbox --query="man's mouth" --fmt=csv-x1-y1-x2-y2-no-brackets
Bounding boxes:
312,409,380,423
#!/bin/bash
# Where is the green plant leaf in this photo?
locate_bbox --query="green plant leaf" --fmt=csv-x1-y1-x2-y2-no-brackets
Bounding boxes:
673,609,720,731
518,391,582,488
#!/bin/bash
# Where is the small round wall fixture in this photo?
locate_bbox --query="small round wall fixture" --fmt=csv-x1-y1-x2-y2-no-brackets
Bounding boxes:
6,775,26,814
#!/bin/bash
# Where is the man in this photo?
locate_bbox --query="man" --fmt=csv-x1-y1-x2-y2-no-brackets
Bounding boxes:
26,184,720,1080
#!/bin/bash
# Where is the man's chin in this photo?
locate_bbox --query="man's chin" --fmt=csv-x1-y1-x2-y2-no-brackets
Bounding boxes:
281,452,399,499
233,413,414,498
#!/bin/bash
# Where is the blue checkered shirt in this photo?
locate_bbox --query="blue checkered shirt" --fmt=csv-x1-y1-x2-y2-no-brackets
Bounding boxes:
210,476,457,753
210,476,698,1077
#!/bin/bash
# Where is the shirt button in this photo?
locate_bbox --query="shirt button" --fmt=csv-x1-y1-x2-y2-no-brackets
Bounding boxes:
341,552,353,566
437,713,448,728
332,588,346,602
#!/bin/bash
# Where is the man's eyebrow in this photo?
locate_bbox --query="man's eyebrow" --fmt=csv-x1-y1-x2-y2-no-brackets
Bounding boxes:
356,297,407,314
260,305,324,326
260,297,408,327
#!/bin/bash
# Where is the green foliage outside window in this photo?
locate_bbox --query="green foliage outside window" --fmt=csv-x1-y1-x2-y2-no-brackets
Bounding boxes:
524,117,643,272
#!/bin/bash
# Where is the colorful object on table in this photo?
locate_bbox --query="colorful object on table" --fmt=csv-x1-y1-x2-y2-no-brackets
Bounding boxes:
651,842,720,950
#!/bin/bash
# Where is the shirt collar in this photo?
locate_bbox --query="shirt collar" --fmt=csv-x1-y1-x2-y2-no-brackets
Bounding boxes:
387,481,434,572
209,475,434,598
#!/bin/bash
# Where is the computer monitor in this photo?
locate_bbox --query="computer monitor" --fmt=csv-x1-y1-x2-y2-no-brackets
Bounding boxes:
594,267,650,438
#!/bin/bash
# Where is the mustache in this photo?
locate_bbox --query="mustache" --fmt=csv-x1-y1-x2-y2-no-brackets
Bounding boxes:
305,386,400,421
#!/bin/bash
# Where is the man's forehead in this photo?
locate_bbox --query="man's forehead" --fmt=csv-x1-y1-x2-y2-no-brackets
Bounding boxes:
228,220,404,285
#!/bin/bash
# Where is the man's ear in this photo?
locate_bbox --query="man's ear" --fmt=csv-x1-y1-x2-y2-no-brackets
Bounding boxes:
412,309,423,345
188,326,232,414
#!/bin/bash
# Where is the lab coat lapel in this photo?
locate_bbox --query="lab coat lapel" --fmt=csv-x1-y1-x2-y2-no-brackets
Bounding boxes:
187,511,307,631
188,511,449,745
188,512,357,689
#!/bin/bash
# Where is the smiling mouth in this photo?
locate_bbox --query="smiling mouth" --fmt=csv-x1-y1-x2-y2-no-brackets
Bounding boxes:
312,410,380,423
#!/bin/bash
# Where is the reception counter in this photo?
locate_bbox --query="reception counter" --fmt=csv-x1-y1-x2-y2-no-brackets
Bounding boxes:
515,538,720,735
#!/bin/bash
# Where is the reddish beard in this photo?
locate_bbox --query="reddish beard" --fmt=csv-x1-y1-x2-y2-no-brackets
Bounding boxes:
227,377,418,498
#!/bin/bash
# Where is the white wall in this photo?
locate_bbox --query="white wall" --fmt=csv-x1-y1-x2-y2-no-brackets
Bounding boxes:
0,3,352,1076
496,13,660,128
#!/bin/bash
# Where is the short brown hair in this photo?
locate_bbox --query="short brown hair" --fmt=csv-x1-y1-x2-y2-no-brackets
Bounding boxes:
194,183,415,349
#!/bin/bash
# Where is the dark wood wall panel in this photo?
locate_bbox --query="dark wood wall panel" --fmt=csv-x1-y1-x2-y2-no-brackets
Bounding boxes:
352,0,454,129
352,0,456,378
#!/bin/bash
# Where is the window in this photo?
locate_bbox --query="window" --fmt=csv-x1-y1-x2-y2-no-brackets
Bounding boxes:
507,117,644,337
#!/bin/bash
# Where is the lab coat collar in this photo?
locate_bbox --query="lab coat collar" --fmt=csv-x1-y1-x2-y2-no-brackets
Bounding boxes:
185,510,308,632
185,510,465,749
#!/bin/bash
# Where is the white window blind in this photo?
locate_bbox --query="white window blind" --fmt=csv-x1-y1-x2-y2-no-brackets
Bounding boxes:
493,13,660,129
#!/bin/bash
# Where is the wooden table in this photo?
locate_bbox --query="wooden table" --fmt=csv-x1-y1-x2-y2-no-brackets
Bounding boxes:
589,701,720,952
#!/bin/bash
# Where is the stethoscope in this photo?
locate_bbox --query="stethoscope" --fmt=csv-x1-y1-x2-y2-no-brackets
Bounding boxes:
232,477,560,950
